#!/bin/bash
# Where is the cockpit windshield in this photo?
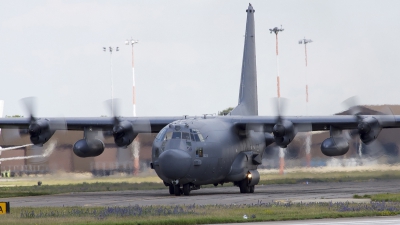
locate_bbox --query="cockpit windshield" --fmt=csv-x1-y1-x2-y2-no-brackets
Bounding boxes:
161,129,204,142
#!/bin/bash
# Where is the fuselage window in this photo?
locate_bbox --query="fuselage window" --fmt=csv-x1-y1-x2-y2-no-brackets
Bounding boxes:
182,132,190,140
172,132,181,139
190,134,196,141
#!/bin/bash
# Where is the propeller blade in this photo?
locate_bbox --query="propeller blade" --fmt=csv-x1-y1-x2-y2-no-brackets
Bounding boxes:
104,98,121,120
20,97,37,121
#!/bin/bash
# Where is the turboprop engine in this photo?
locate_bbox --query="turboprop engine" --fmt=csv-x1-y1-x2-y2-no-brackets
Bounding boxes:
357,117,381,144
28,119,55,146
112,120,137,148
272,120,296,148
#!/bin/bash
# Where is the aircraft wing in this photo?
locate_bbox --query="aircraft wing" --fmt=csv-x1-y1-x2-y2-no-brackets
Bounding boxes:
0,116,184,132
231,115,400,132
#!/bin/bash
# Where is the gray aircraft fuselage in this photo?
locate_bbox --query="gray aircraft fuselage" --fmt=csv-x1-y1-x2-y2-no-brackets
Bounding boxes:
152,117,265,187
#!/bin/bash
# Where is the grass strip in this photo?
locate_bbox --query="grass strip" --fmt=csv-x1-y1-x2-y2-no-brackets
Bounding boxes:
0,182,166,198
1,201,400,225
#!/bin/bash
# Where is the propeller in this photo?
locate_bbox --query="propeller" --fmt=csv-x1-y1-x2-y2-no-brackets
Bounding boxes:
341,96,394,160
271,98,296,148
19,97,66,146
104,99,137,148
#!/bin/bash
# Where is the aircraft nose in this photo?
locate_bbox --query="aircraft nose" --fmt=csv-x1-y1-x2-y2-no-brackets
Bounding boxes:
158,149,192,180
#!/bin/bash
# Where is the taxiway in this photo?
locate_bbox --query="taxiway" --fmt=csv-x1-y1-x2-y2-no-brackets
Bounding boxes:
2,179,400,207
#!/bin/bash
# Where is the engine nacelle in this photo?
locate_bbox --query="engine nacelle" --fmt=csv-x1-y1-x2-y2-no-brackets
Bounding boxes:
73,139,105,158
358,117,381,144
113,120,137,148
29,119,55,146
272,120,296,148
321,137,349,156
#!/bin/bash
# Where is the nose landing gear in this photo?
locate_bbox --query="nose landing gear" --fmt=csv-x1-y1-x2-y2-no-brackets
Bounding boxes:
238,177,255,193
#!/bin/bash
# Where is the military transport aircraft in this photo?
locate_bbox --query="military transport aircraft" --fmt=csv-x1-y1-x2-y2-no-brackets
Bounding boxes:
0,4,399,196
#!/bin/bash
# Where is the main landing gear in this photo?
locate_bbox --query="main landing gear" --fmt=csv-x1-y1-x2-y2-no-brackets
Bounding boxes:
168,183,199,196
169,184,191,196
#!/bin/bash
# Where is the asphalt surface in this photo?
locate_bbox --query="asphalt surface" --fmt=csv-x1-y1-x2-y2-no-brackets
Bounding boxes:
2,179,400,207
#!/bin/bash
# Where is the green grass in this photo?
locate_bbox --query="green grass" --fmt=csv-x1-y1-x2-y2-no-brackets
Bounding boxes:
371,193,400,202
1,202,400,225
0,182,167,198
259,170,400,184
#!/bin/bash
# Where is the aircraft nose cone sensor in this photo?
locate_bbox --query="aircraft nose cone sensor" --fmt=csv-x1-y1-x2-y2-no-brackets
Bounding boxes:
158,149,191,180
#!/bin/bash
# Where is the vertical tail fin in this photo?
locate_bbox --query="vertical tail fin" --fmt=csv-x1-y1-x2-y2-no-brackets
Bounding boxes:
230,4,258,116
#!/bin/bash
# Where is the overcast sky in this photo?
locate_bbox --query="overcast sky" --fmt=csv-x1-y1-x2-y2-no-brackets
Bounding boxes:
1,0,400,118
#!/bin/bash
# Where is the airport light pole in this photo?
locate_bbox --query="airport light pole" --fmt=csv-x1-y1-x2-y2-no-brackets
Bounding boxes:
125,38,140,175
269,25,286,175
298,38,313,167
125,38,139,117
103,46,119,117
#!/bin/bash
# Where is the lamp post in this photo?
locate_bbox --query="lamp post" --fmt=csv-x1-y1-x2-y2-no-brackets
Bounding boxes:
103,46,119,117
298,38,313,167
269,26,286,175
125,38,139,117
125,38,140,175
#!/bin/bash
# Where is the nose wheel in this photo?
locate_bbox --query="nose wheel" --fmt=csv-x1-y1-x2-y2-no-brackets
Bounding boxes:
238,178,255,193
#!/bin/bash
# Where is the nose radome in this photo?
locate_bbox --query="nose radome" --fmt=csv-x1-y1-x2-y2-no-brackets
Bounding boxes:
158,149,192,180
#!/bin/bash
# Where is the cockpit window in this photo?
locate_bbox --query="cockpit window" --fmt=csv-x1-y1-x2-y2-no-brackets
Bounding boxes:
198,133,205,142
172,132,181,139
182,132,190,140
165,132,173,140
155,127,167,141
193,134,200,142
188,129,205,142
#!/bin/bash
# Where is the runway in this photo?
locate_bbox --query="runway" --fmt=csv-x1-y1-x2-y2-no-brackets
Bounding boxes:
3,179,400,207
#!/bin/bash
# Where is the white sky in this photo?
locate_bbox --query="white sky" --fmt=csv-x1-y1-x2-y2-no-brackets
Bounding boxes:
1,0,400,118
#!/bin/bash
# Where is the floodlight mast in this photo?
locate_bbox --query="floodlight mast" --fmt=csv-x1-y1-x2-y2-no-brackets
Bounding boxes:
298,37,313,167
103,46,119,117
125,38,140,175
269,25,284,98
125,38,139,117
269,25,285,175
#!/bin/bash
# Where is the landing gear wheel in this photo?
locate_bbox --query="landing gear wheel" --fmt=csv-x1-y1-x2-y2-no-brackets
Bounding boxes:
183,184,191,196
174,185,181,196
169,185,174,195
239,179,250,193
249,185,255,193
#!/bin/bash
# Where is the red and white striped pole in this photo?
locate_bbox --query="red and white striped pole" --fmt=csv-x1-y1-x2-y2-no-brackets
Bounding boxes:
299,38,313,167
126,38,139,175
269,26,285,175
